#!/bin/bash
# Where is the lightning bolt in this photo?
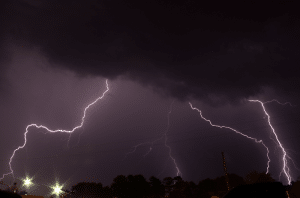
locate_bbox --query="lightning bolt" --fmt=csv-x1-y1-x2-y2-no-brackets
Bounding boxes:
124,101,181,177
0,79,109,181
164,101,181,177
262,99,295,107
248,99,297,185
189,102,271,175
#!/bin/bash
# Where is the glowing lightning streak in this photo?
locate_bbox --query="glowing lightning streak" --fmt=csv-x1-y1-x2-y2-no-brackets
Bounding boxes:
189,102,271,174
259,100,300,179
163,101,181,176
124,101,181,176
262,99,295,107
248,99,294,185
0,79,109,181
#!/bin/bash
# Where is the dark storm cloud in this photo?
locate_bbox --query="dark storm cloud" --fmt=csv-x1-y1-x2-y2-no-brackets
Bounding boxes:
1,0,300,105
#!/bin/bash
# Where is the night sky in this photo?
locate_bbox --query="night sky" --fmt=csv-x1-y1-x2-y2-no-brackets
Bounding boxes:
0,0,300,196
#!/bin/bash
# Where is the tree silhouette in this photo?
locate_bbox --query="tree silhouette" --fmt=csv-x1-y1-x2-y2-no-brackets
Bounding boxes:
169,177,198,198
111,175,128,198
196,178,215,198
244,170,276,184
162,177,173,197
228,173,246,188
0,189,22,198
244,170,261,184
193,173,246,198
66,170,282,198
289,180,300,198
212,176,227,192
110,174,150,198
222,182,287,198
148,176,165,198
71,181,103,197
169,176,184,198
127,174,150,198
102,186,113,198
182,181,197,198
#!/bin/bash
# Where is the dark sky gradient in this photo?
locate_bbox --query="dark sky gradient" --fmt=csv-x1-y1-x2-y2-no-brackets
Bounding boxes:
0,0,300,196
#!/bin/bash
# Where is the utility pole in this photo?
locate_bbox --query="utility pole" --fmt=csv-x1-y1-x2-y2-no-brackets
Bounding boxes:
222,152,230,191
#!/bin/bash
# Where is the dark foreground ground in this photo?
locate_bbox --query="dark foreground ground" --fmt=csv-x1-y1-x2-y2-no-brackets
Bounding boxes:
0,190,22,198
221,181,300,198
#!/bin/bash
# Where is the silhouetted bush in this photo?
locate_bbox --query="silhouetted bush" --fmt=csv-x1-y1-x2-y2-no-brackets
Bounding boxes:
0,190,22,198
67,170,280,198
244,170,276,184
222,182,287,198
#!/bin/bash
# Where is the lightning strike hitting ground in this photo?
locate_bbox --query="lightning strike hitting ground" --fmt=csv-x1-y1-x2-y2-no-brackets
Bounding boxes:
0,80,109,181
124,101,181,177
189,102,271,174
248,99,296,185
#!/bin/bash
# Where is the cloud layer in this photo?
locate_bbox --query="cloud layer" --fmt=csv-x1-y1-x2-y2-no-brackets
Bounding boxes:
1,0,299,105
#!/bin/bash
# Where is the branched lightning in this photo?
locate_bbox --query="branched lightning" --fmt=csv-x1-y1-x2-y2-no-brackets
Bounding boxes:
0,79,109,181
124,101,181,176
190,99,297,185
262,99,295,107
189,102,271,174
248,99,296,185
164,101,181,176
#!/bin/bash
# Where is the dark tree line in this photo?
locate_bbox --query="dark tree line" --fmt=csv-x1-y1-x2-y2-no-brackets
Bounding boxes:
65,170,291,198
1,170,298,197
0,190,22,198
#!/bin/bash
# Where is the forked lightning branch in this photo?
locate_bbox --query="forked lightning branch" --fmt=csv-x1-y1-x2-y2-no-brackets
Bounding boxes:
0,78,297,189
0,79,109,181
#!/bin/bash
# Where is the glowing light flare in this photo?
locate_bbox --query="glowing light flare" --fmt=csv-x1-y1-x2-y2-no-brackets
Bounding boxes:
50,182,64,197
248,99,294,185
1,79,109,180
22,176,33,188
189,102,271,174
124,101,181,177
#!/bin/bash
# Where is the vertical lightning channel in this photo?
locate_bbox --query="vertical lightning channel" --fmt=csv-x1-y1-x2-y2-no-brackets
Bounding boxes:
0,79,109,181
189,102,271,174
164,101,181,176
262,100,300,177
124,101,181,177
248,99,295,185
